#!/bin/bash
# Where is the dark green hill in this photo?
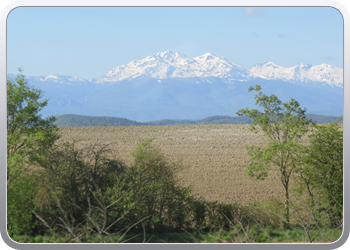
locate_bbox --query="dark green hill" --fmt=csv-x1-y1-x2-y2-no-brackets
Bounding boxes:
54,114,142,127
197,115,252,124
306,114,342,124
54,114,342,127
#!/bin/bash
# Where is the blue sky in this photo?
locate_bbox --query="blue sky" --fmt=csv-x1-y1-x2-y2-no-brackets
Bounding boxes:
7,7,343,79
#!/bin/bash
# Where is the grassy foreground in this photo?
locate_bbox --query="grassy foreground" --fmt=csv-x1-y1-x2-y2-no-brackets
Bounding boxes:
11,228,342,243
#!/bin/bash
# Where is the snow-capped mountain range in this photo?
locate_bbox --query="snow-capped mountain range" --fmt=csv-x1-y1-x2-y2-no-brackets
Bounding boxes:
30,51,343,87
249,61,342,87
94,51,251,83
8,51,343,121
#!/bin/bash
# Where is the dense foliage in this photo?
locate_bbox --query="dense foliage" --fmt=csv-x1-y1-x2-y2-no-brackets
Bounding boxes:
295,120,343,229
7,70,60,235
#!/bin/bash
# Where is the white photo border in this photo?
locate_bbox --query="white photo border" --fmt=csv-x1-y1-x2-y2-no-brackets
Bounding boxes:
1,1,349,249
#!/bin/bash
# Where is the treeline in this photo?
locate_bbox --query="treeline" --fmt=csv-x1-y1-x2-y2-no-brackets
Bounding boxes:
53,114,253,127
7,72,343,243
54,114,341,127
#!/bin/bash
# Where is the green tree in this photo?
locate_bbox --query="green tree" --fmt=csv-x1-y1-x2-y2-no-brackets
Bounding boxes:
296,120,343,228
129,139,192,231
236,85,312,227
7,69,59,183
7,69,60,235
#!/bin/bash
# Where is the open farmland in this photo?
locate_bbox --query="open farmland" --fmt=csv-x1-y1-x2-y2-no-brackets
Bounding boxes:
58,124,310,205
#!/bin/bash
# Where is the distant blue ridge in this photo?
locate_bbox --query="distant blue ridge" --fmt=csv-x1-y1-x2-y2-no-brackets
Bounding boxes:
53,113,342,127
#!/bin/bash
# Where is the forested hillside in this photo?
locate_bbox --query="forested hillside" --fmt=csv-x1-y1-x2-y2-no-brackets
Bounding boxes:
54,113,342,127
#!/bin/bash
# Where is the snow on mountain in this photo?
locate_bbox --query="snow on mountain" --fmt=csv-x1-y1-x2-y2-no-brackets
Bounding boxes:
182,53,249,80
92,51,343,87
8,51,343,88
33,75,87,84
92,51,250,83
305,64,343,87
249,62,343,87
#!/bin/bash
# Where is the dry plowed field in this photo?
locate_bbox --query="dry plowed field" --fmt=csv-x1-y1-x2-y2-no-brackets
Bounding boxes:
59,124,309,205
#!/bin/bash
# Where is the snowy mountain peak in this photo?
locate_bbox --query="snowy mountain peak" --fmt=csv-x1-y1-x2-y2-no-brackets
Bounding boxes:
153,51,188,64
249,62,343,87
93,51,249,83
260,62,282,68
249,62,288,80
194,53,233,64
296,63,312,69
89,51,342,87
197,52,220,59
155,50,186,58
33,75,87,84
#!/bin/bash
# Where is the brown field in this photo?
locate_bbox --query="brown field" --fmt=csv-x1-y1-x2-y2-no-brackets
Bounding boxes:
58,124,310,205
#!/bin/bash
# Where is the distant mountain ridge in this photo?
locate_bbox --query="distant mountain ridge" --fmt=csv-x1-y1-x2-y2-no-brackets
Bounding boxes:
249,62,342,87
15,51,342,86
54,114,342,127
94,51,343,86
7,51,343,122
93,51,250,83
